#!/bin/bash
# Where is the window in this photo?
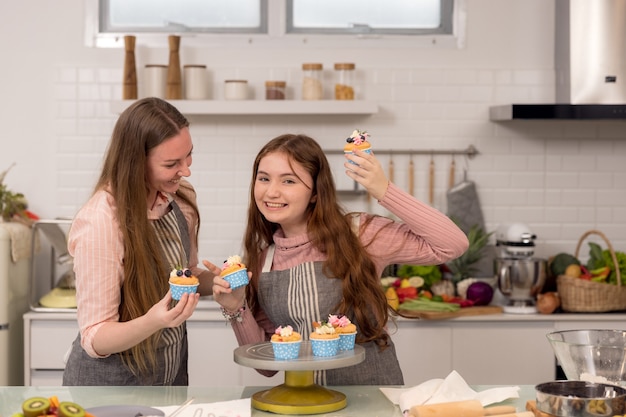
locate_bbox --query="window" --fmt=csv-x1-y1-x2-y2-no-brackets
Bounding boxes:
287,0,453,36
86,0,462,48
99,0,266,34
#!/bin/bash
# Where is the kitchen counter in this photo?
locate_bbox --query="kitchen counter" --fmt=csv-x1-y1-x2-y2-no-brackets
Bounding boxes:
23,308,626,387
0,384,535,417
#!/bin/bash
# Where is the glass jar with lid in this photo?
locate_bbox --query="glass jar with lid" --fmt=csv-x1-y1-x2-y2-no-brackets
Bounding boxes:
302,63,323,100
265,81,286,100
334,62,355,100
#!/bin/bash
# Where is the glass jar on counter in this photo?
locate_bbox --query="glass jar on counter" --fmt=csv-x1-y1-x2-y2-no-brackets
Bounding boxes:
265,81,286,100
334,62,355,100
224,80,248,100
302,63,323,100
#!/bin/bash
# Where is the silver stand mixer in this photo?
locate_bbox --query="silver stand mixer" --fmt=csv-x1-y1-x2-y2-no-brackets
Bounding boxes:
494,223,547,314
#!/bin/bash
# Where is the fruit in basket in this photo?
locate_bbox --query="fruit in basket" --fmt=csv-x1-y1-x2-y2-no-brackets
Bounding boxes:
564,264,582,278
549,253,580,276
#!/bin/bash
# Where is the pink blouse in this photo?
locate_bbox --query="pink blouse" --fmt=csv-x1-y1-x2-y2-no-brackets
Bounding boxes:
230,182,469,346
68,188,201,358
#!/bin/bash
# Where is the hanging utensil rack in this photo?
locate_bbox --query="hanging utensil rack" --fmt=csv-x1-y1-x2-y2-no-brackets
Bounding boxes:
331,145,479,196
324,144,479,159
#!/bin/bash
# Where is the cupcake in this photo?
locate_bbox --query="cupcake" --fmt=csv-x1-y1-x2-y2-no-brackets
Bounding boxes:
220,255,249,290
344,129,371,165
310,321,340,357
328,314,357,351
168,267,200,300
271,325,302,360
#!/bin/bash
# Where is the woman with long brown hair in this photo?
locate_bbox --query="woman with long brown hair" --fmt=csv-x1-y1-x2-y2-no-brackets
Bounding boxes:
210,133,468,385
63,97,217,385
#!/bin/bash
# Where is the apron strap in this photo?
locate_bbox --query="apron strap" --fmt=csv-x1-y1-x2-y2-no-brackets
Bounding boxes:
262,245,275,273
170,200,191,264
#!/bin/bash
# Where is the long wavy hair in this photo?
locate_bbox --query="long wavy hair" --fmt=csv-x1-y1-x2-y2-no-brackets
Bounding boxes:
94,97,199,377
243,134,393,348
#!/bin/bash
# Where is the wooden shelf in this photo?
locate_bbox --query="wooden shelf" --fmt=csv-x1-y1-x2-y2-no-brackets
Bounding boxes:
110,99,378,115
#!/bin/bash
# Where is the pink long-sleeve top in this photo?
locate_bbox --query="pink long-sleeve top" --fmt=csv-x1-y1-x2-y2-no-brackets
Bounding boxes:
230,182,469,345
68,188,202,358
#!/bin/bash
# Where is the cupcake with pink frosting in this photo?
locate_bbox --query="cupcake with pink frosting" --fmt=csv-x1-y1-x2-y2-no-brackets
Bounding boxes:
328,314,357,350
271,325,302,360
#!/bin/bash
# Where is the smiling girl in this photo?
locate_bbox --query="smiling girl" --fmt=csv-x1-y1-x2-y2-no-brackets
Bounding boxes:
63,98,217,386
210,133,468,385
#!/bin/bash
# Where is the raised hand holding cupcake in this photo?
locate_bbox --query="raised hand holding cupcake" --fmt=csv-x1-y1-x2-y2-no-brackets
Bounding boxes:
343,129,389,201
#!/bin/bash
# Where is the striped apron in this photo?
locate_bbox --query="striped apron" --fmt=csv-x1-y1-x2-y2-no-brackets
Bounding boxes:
63,201,190,386
258,245,404,386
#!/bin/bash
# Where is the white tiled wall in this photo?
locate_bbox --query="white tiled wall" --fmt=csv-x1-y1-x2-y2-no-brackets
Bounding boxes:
2,0,625,267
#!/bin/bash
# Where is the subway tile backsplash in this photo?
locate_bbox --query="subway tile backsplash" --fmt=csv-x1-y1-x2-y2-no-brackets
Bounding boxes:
54,65,626,264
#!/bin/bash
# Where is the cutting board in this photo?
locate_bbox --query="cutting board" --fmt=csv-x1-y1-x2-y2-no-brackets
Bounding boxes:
398,305,503,320
526,400,554,417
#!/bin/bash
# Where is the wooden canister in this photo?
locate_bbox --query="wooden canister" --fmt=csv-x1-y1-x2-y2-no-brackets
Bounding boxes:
166,35,182,99
122,35,138,99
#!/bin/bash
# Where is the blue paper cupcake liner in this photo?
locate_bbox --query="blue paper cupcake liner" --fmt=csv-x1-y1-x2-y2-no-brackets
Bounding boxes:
310,338,340,357
271,340,301,360
344,148,372,165
169,283,199,300
338,332,357,350
223,268,249,289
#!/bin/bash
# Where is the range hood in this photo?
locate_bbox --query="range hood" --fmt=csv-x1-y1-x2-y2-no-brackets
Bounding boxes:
491,0,626,120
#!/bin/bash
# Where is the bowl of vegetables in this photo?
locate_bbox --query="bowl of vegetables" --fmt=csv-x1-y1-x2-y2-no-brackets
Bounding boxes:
547,329,626,385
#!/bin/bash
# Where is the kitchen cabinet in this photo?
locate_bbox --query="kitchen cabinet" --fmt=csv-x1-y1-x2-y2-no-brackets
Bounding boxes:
110,100,378,115
23,310,626,387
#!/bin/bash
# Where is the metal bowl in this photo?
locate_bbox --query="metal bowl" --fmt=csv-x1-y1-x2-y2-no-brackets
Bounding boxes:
536,381,626,417
547,329,626,385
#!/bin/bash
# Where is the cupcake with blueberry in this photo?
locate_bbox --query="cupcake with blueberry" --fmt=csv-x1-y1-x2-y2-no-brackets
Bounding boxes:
344,129,371,164
220,255,249,290
168,267,199,300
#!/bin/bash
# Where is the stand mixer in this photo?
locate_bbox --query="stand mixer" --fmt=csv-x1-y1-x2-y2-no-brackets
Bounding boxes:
495,223,547,314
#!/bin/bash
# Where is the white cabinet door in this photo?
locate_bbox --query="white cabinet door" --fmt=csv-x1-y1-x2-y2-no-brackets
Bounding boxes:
392,320,453,386
451,321,555,385
186,320,241,386
29,320,78,370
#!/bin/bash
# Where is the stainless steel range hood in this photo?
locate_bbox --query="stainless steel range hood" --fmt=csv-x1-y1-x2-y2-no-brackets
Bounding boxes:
491,0,626,120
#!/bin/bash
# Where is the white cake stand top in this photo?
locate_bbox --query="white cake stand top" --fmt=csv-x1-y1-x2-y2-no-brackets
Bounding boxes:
234,341,366,372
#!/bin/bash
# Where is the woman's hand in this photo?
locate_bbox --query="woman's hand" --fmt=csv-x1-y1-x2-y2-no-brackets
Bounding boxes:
148,291,199,329
198,260,222,296
344,149,389,200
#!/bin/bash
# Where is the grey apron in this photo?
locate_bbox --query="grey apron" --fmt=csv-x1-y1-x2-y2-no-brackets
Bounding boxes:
63,201,190,386
258,245,404,386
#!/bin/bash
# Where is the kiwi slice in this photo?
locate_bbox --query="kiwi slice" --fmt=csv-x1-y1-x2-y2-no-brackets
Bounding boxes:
22,397,50,417
58,402,86,417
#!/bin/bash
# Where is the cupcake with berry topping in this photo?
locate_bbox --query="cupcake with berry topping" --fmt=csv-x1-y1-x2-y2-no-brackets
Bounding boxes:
328,314,357,350
309,321,340,357
168,267,200,300
271,325,302,360
344,129,371,165
219,255,249,290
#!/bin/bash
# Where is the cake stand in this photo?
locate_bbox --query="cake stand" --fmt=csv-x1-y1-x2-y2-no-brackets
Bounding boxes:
234,341,365,415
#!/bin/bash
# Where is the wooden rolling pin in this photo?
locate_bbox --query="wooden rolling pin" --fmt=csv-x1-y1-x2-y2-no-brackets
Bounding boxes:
409,400,532,417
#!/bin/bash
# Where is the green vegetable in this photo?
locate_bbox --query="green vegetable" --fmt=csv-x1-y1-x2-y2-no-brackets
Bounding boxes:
396,264,442,289
587,242,626,285
549,253,580,276
446,225,493,282
399,297,460,312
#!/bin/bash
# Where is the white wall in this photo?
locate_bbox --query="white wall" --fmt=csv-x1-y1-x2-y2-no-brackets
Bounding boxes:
1,0,625,267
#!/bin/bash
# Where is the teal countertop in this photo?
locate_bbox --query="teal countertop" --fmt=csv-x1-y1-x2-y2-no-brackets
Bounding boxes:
0,385,536,417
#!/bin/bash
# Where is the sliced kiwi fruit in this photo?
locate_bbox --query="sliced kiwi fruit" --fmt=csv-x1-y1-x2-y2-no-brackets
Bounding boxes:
22,397,50,417
58,401,86,417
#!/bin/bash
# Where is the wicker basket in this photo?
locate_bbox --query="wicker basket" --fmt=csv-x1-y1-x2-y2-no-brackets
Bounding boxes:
557,230,625,313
